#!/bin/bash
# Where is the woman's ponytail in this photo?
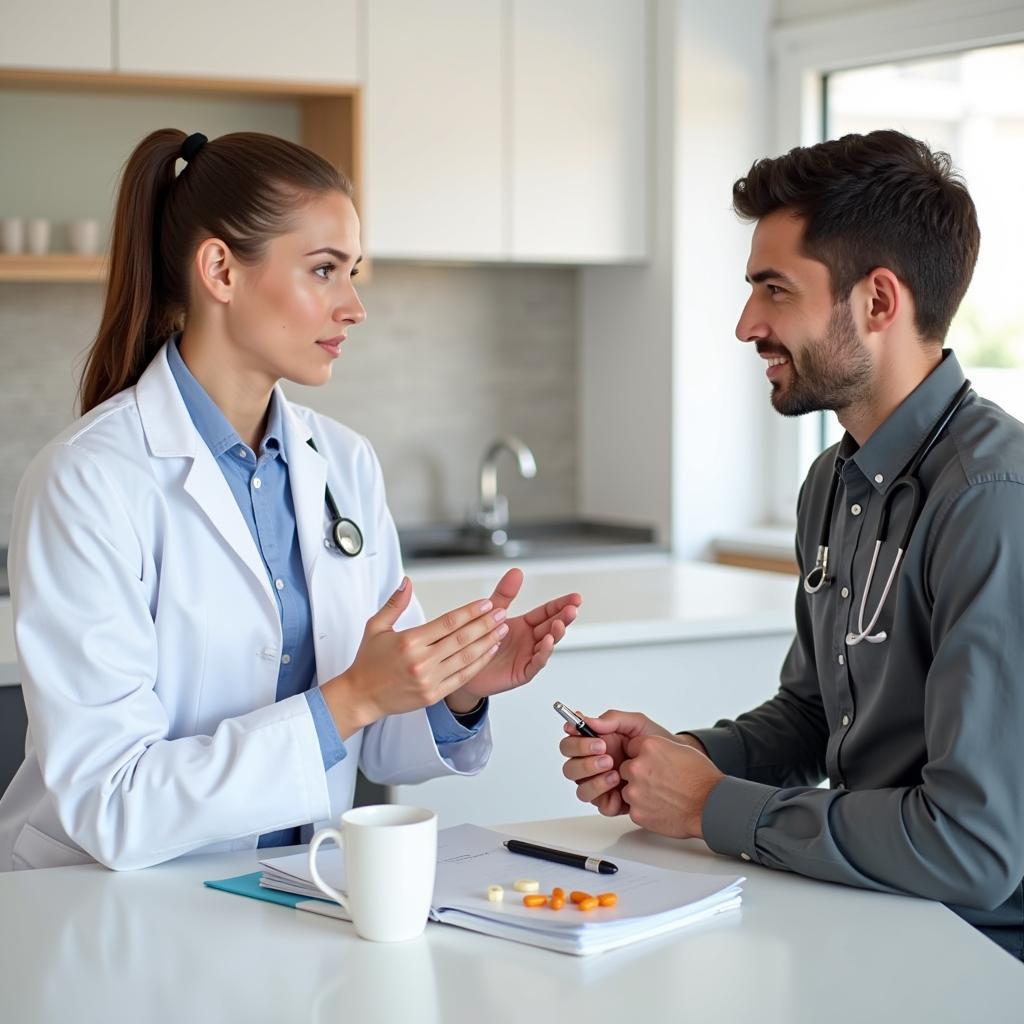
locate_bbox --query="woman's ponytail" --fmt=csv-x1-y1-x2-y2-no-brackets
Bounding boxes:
79,129,186,414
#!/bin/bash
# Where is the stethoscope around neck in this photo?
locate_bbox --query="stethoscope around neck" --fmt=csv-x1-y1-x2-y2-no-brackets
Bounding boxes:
804,379,972,647
306,438,363,557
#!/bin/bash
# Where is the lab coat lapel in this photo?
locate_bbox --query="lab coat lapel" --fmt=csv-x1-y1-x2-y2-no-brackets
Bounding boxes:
135,341,277,612
281,393,326,585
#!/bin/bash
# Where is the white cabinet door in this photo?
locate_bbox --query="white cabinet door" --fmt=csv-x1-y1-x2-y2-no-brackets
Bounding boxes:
0,0,112,71
117,0,359,84
510,0,648,263
364,0,504,260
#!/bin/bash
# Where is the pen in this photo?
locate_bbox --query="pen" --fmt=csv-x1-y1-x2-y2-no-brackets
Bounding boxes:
553,700,598,739
504,839,619,875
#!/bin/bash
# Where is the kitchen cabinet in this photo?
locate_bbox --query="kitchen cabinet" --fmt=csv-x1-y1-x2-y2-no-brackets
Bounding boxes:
0,0,112,72
365,0,648,264
510,0,648,263
363,0,505,260
117,0,359,84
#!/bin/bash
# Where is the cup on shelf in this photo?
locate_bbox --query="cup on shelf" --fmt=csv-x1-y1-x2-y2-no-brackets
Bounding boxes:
26,218,51,256
0,218,25,254
68,218,101,256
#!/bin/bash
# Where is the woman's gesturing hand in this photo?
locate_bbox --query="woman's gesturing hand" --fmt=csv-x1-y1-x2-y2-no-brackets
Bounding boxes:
323,577,509,738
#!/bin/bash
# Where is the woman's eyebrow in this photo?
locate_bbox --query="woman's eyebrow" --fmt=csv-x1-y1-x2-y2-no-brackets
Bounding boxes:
304,247,363,265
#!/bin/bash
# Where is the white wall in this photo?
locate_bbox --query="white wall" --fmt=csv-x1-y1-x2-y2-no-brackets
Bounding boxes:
578,0,774,558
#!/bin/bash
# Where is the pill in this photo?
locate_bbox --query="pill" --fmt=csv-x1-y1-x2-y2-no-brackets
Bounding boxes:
550,896,565,910
523,894,548,908
597,892,618,907
551,887,565,900
514,879,540,893
578,896,600,911
487,885,504,902
569,891,592,904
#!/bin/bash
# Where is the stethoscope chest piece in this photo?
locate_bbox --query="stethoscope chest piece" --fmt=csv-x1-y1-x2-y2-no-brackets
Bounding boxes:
330,517,364,557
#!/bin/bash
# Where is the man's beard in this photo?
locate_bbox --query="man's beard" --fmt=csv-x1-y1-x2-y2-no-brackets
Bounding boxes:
769,301,873,417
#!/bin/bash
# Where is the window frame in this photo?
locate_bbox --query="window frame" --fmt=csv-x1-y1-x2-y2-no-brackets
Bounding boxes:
765,0,1024,525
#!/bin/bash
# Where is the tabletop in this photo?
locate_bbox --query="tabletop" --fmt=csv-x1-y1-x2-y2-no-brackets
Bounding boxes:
2,814,1021,1024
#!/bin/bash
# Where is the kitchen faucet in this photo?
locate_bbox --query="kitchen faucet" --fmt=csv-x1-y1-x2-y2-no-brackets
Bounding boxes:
474,436,537,540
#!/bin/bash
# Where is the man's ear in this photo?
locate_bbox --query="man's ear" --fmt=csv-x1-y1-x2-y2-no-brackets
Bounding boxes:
192,238,235,305
861,267,902,335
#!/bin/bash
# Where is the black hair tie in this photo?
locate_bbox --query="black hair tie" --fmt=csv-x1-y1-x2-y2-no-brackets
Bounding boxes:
180,132,207,163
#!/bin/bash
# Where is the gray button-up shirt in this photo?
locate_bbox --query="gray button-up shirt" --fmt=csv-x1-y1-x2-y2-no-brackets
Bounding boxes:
691,351,1024,958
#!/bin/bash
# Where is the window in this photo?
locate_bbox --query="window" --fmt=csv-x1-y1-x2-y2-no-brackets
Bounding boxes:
815,42,1024,451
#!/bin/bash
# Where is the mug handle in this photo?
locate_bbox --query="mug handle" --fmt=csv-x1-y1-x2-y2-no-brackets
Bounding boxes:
308,827,350,911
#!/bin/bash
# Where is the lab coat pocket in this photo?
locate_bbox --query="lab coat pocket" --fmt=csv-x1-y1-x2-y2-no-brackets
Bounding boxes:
11,823,95,870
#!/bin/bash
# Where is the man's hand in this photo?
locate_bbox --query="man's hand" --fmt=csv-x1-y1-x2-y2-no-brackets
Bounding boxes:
559,710,699,817
619,736,725,839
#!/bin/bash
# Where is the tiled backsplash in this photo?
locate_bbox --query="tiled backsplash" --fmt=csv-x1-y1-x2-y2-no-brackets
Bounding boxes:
0,265,577,547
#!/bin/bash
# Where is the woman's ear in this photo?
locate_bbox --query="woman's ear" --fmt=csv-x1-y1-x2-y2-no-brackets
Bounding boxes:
192,238,234,304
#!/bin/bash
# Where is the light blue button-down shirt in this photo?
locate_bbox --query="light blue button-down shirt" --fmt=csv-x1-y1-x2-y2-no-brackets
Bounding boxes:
166,337,485,846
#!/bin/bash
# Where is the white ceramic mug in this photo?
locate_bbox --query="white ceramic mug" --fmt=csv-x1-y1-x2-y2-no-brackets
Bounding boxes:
308,804,437,942
26,218,50,255
0,218,24,254
68,218,100,255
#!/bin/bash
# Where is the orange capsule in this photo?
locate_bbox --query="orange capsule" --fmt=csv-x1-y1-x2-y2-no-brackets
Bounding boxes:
597,892,618,907
569,891,592,904
550,896,565,910
578,896,600,911
523,894,548,908
551,887,565,901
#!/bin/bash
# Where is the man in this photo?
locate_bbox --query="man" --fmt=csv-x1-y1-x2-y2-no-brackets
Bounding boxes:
560,130,1024,959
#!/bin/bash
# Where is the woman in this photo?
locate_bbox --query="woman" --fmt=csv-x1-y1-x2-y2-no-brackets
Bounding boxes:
0,130,581,871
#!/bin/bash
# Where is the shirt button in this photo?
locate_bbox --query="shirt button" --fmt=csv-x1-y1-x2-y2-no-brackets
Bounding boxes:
323,538,332,549
281,653,291,665
850,503,862,516
236,447,246,458
840,586,850,598
252,477,262,489
275,578,285,591
874,474,884,484
740,853,751,862
838,654,845,666
842,713,850,726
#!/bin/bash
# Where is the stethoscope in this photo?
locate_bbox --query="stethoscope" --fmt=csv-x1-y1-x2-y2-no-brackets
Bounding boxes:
804,379,972,646
306,438,363,557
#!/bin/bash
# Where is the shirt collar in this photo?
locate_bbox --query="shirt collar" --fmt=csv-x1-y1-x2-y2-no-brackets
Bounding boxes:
165,333,286,462
841,349,966,495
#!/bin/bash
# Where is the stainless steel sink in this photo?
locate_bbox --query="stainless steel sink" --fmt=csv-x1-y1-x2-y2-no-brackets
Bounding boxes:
399,519,660,563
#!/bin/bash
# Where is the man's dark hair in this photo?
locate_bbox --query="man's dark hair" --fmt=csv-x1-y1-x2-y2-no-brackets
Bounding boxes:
732,130,980,343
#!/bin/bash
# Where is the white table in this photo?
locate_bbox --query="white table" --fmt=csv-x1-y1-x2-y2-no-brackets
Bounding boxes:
2,815,1021,1023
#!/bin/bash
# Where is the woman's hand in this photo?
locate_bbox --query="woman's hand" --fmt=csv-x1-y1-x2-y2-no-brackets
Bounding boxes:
322,578,508,738
449,569,583,701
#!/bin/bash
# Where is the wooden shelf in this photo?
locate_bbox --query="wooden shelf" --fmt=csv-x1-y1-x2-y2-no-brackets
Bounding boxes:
0,254,108,283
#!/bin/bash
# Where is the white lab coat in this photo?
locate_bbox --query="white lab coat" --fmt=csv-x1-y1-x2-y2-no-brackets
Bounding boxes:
0,342,491,871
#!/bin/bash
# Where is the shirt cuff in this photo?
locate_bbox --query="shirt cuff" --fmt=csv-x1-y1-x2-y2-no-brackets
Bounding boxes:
686,723,749,777
304,687,349,771
425,698,489,745
701,774,778,863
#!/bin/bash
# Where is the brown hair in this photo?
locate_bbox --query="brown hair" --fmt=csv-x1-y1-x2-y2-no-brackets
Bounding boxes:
79,129,352,414
732,129,980,344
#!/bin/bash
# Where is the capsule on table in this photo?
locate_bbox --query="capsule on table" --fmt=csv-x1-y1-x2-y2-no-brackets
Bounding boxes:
597,892,618,907
513,879,540,893
487,885,504,903
523,894,548,908
577,896,600,911
550,896,565,910
551,887,565,901
569,890,592,904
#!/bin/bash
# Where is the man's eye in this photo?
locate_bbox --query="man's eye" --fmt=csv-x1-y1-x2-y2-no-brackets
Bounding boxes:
767,284,784,296
314,263,336,280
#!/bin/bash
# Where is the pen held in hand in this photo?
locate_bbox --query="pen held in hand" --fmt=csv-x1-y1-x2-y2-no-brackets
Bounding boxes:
504,839,619,875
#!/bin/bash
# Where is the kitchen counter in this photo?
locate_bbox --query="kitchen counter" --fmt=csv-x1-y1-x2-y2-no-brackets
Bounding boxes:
0,555,797,687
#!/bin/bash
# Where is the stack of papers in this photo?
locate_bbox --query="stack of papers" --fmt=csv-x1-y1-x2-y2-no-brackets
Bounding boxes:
256,823,743,956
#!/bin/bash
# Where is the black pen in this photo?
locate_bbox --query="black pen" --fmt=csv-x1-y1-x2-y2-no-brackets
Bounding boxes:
504,839,619,875
553,700,598,739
